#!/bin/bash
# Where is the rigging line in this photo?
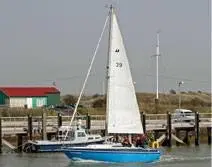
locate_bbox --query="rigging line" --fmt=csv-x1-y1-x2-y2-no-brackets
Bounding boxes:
131,68,210,84
141,73,210,84
53,72,104,81
18,71,209,86
3,72,104,87
63,14,109,140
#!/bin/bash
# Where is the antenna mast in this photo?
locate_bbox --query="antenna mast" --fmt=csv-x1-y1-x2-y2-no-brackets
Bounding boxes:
156,31,160,99
154,31,160,114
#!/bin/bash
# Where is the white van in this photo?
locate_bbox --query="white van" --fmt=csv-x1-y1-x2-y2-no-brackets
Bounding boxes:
172,109,195,122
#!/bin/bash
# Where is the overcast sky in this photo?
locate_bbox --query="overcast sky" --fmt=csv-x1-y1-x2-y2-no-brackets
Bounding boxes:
0,0,210,95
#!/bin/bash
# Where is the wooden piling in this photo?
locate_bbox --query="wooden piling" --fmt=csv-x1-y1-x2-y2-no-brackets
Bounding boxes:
57,113,62,128
195,112,200,146
155,98,159,114
101,130,105,137
86,114,91,131
141,112,146,134
17,134,23,152
153,130,159,141
175,129,180,146
183,131,189,145
167,112,172,147
28,115,32,140
207,127,211,145
0,117,2,153
42,110,47,140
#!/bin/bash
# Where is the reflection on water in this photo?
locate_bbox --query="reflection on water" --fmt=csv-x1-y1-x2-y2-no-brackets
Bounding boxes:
0,145,211,167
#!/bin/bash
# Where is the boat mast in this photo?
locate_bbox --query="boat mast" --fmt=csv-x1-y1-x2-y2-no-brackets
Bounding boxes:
105,4,113,137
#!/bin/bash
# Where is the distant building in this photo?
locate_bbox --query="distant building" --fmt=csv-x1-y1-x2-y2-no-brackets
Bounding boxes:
0,87,60,108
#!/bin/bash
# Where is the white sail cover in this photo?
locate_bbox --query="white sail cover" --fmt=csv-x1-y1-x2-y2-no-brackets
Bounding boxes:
106,9,143,134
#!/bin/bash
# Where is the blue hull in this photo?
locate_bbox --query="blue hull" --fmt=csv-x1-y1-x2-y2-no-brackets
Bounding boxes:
64,148,161,163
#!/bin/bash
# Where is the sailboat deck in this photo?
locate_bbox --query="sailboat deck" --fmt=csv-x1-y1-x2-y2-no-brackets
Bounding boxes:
67,143,160,153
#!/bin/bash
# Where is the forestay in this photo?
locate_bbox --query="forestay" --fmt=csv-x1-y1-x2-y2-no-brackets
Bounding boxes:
106,9,143,134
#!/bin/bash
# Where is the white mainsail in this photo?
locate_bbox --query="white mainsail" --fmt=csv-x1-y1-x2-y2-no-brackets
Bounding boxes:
106,8,143,134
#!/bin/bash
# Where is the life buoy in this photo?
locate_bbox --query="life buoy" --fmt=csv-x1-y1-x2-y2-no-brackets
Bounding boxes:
152,141,159,149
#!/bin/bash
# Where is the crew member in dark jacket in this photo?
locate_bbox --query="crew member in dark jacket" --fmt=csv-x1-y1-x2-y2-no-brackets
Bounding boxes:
122,136,131,147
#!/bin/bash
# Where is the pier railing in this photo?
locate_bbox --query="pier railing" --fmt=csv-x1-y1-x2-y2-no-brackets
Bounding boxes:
1,113,211,123
0,113,211,135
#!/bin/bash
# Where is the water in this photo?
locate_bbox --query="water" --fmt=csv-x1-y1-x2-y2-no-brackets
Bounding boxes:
0,145,211,167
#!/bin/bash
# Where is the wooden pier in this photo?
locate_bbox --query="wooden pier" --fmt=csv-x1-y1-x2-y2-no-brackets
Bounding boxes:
0,112,211,152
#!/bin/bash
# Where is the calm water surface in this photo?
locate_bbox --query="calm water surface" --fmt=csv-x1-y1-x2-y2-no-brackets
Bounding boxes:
0,145,211,167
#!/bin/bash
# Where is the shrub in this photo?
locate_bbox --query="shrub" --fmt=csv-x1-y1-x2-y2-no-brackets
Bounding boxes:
190,97,205,107
92,99,106,108
169,89,176,94
92,94,100,98
62,94,77,105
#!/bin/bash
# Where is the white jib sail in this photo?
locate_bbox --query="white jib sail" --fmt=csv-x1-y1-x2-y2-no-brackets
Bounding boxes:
106,9,143,134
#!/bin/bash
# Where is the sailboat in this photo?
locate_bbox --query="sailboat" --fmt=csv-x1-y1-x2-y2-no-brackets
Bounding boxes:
63,5,161,163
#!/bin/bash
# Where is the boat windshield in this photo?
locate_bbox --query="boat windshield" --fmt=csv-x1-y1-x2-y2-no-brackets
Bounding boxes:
57,129,75,141
69,131,75,141
77,132,86,137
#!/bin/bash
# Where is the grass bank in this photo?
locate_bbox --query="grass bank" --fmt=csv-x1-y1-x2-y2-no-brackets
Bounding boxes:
0,91,211,117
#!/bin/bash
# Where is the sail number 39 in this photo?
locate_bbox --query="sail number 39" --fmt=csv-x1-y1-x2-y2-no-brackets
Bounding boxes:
116,62,122,67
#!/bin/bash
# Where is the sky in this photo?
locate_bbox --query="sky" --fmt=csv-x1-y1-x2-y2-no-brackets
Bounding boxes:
0,0,210,95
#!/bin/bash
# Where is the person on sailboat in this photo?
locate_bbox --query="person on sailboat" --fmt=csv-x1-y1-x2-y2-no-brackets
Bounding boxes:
135,134,148,148
122,136,132,147
112,135,120,143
